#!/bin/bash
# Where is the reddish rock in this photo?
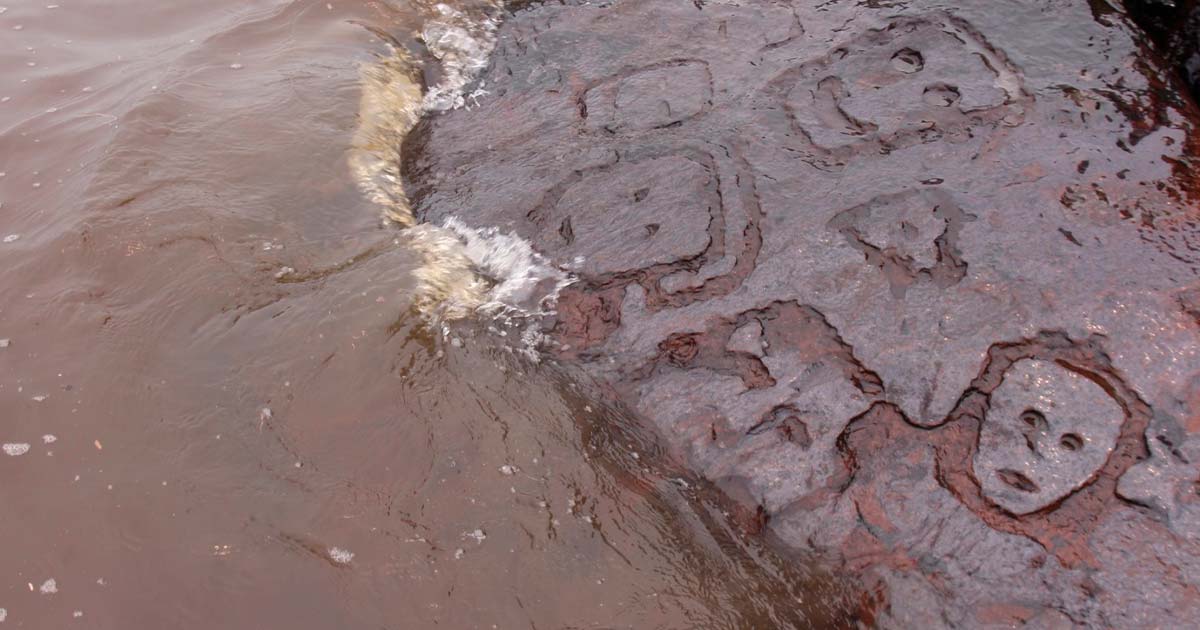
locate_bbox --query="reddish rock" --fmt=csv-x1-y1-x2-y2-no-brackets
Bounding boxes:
410,0,1200,625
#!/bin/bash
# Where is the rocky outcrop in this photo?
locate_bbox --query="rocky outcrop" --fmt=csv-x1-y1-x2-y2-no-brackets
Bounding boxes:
408,0,1200,625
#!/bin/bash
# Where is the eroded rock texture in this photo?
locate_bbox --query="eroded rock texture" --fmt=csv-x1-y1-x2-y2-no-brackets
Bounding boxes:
409,0,1200,625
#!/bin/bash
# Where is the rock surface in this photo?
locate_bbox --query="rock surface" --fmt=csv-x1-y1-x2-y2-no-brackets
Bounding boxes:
409,0,1200,625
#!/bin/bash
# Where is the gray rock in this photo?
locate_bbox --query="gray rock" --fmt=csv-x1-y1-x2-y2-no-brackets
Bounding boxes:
411,0,1200,624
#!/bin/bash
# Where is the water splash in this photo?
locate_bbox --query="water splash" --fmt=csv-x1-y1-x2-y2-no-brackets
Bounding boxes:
440,217,573,318
349,7,572,329
421,3,500,111
349,47,424,227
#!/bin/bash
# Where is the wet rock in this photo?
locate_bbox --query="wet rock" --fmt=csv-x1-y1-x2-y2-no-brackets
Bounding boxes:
411,0,1200,625
583,60,712,133
1117,427,1200,540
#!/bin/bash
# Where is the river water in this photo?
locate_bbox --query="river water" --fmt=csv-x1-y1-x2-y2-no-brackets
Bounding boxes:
0,1,862,627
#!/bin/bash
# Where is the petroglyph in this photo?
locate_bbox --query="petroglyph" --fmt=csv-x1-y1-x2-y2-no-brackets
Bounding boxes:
411,0,1200,624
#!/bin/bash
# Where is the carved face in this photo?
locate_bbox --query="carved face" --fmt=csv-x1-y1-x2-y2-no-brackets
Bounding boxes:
539,154,715,277
783,16,1021,153
973,359,1125,515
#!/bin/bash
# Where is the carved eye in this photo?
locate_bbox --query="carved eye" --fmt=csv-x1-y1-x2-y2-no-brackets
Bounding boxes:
1020,409,1046,428
890,48,924,73
1060,433,1083,452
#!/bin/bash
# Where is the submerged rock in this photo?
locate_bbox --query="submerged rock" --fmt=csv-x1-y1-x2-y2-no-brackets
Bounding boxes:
410,0,1200,626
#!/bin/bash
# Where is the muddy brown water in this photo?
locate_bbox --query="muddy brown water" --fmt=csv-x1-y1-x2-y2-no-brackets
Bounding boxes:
0,1,863,627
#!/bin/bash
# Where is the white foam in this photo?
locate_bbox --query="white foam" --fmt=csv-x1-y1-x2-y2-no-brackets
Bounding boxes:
328,547,354,564
2,443,29,457
441,217,573,317
400,220,572,335
421,4,499,111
